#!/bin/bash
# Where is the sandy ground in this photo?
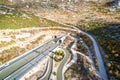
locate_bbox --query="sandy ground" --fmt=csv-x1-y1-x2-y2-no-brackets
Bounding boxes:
0,28,68,64
20,57,49,80
0,28,69,79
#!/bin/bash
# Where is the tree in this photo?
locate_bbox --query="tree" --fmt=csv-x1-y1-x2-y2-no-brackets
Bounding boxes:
107,63,111,68
53,72,56,75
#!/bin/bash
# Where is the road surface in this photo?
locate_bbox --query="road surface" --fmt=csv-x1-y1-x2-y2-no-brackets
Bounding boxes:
0,37,61,80
63,38,78,73
57,49,71,80
0,26,107,80
4,41,60,80
40,56,53,80
71,26,108,80
81,31,108,80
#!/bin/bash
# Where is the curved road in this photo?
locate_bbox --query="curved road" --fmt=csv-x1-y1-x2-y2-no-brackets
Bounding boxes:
0,26,107,80
40,57,53,80
71,26,108,80
57,49,71,80
0,37,61,80
40,26,107,80
63,38,78,73
50,26,108,80
81,31,107,80
39,36,67,80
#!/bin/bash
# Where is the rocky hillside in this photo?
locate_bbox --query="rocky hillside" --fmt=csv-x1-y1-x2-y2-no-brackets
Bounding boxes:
0,0,120,79
8,0,114,3
7,0,119,5
5,0,120,11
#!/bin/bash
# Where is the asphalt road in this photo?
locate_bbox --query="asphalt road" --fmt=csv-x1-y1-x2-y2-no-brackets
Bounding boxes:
63,38,77,73
0,26,107,80
0,39,55,71
40,55,53,80
57,49,71,80
0,37,60,80
4,42,60,80
0,42,54,80
81,31,108,80
69,26,107,80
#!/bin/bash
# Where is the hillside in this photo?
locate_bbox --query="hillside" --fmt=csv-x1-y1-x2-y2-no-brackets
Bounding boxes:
0,0,120,79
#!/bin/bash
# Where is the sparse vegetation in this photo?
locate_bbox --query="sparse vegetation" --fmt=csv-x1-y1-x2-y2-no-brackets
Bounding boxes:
0,40,15,48
0,0,5,4
0,34,45,64
78,21,120,79
39,18,65,27
0,10,40,29
0,6,66,29
0,0,120,79
54,50,64,62
0,46,20,63
65,54,101,80
76,40,87,53
0,0,13,5
53,72,56,76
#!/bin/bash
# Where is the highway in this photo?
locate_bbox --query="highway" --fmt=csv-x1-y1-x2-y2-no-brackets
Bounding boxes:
0,38,55,71
4,42,60,80
0,26,108,80
0,37,61,80
55,26,107,80
57,49,71,80
40,36,68,80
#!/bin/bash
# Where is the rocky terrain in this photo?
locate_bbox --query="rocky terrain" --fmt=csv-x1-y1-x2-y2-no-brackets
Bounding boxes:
0,0,120,79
